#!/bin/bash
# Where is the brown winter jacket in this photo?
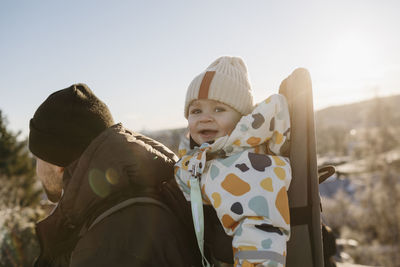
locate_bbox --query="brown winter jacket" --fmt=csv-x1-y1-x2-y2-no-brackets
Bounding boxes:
34,124,203,267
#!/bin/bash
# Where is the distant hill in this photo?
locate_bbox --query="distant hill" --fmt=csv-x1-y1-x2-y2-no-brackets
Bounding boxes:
146,94,400,154
315,94,400,130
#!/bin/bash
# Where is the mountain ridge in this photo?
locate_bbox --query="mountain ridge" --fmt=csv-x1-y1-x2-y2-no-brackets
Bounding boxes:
315,94,400,130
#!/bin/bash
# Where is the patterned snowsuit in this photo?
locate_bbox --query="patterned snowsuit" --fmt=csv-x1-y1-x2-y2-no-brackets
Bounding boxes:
175,94,291,267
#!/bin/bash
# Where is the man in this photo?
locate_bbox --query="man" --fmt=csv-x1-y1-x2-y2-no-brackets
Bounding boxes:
29,83,202,266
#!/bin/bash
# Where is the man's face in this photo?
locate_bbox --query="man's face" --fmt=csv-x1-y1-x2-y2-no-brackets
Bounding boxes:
35,157,64,203
188,99,242,145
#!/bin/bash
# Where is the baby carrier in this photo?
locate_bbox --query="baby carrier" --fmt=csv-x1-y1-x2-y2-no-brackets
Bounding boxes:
279,68,325,267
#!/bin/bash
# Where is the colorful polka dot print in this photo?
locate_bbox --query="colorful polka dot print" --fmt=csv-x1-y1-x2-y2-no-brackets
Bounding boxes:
175,94,291,267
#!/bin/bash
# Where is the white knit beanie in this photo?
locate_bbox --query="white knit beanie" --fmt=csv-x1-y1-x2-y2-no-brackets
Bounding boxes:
184,56,254,118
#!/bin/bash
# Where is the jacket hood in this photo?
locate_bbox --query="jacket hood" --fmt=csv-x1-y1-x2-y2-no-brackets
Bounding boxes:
61,123,177,225
39,124,177,231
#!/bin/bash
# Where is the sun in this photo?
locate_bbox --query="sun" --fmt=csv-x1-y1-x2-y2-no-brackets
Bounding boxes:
310,30,389,109
326,32,379,82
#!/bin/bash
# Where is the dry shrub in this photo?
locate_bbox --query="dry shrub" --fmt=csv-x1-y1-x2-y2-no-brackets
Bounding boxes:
0,176,45,266
321,167,400,267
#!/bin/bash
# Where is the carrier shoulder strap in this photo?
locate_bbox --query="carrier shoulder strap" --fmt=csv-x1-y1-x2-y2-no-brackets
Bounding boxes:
78,196,172,237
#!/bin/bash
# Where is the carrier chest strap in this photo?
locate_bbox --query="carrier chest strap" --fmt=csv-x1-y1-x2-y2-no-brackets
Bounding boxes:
188,144,211,267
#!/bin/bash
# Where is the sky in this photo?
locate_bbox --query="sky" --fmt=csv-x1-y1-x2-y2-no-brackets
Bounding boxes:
1,0,399,139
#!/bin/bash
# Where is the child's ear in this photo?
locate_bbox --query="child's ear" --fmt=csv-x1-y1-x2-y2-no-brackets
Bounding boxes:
185,128,190,139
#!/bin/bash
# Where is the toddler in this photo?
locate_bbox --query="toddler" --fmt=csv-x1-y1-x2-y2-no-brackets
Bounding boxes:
175,56,291,267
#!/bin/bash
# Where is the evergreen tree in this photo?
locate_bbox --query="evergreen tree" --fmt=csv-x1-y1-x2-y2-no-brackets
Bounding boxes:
0,110,40,206
0,110,34,177
0,109,44,266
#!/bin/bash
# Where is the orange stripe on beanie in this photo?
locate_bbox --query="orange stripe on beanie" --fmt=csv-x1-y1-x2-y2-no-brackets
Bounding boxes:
198,71,216,99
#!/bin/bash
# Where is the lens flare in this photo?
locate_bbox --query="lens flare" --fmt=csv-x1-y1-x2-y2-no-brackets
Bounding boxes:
88,169,111,198
106,168,119,185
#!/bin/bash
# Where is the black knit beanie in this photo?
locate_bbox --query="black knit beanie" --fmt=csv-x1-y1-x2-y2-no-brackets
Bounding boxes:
29,83,114,167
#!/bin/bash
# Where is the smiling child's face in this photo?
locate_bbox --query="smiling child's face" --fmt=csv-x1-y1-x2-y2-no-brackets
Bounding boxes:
188,99,242,146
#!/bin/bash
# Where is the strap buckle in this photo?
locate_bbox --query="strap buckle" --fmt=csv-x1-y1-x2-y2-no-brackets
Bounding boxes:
190,164,201,179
